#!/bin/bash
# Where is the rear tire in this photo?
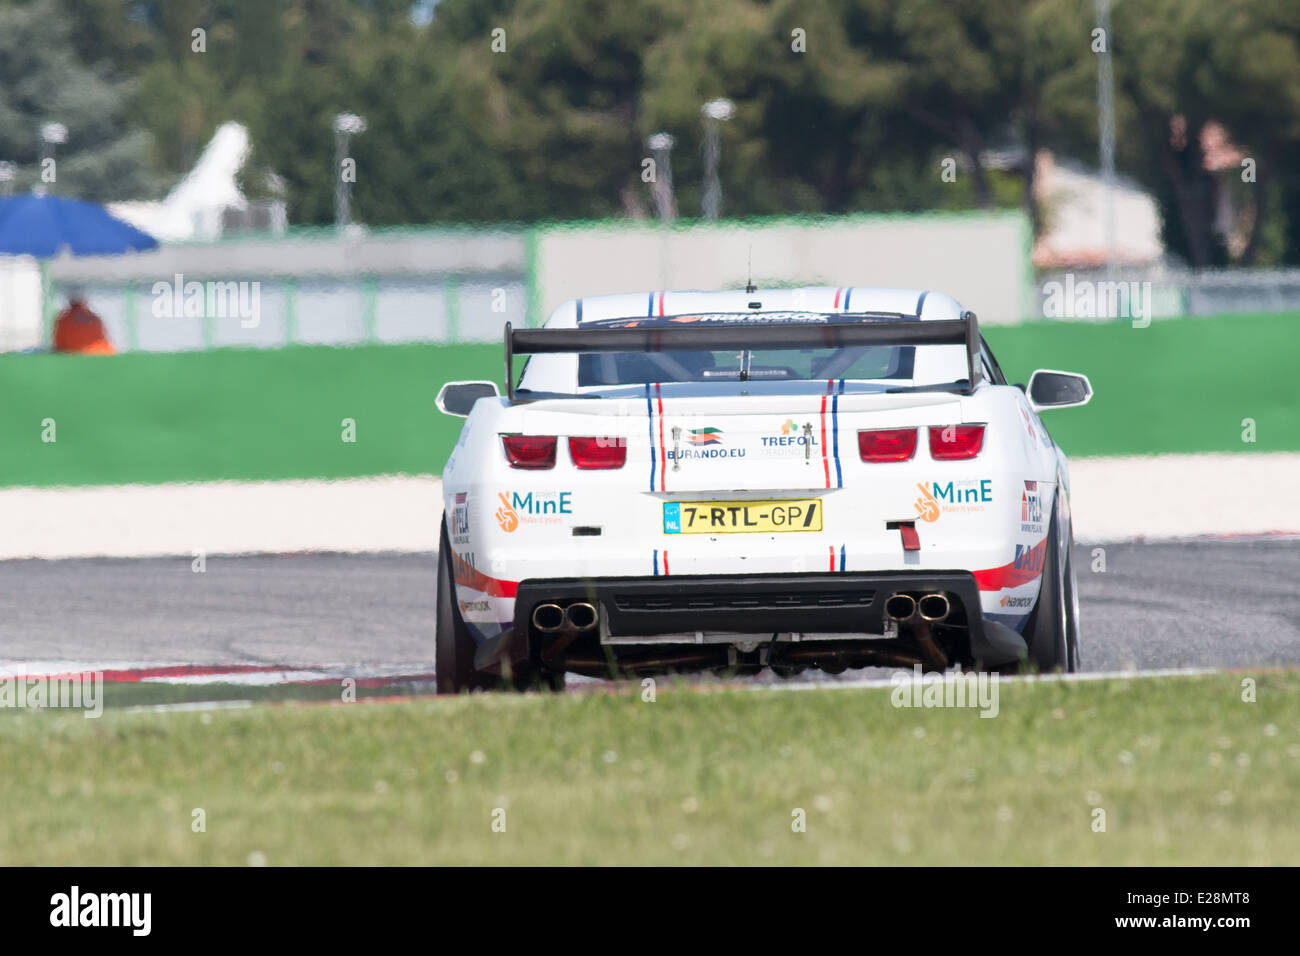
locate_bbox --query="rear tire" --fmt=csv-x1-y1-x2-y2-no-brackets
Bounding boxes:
436,522,489,694
1063,544,1082,671
1021,495,1080,674
436,521,566,694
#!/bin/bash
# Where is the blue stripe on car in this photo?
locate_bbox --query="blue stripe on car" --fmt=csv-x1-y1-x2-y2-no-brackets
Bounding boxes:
832,389,842,488
645,383,656,492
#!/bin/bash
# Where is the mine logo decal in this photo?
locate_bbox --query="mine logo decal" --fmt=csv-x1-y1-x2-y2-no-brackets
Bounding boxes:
915,479,993,522
495,490,573,532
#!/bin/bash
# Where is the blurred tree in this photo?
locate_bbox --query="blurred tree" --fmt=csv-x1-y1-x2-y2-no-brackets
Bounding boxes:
0,0,157,200
63,0,162,72
1104,0,1300,267
29,0,1300,268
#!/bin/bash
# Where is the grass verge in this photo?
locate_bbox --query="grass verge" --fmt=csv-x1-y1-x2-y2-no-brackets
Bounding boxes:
984,311,1299,458
2,671,1296,865
0,342,500,487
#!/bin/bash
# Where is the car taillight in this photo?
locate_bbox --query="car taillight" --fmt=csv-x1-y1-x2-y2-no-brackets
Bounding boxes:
929,424,985,460
502,435,557,469
568,436,627,469
858,428,918,462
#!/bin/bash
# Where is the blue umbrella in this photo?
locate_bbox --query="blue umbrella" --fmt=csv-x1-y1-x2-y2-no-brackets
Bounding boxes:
0,193,158,257
0,194,158,350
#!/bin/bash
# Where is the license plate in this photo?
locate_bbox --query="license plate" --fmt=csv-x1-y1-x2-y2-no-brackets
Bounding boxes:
662,499,823,534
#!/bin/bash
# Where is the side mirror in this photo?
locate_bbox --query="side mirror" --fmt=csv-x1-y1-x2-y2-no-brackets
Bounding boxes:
437,380,499,417
1026,369,1092,411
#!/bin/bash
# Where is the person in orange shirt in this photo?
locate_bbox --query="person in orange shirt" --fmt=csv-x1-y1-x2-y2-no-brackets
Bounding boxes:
52,291,115,355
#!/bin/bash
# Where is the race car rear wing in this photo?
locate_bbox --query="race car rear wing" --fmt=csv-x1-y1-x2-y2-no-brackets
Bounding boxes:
503,311,981,402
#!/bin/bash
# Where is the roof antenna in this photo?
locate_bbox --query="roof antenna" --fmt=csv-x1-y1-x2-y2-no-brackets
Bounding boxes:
745,245,756,294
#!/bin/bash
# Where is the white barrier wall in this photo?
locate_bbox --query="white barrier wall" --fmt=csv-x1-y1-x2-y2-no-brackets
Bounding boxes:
12,212,1032,352
535,211,1032,324
0,256,43,351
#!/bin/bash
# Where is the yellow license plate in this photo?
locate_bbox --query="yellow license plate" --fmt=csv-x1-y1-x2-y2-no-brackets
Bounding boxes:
662,499,823,534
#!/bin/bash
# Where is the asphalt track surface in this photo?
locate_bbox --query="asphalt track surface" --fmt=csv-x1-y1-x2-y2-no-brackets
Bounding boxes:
2,539,1297,676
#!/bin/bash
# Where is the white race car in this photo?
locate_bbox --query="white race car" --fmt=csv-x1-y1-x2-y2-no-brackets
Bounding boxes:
435,286,1092,692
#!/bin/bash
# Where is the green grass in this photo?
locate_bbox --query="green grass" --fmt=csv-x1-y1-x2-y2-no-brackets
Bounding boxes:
2,671,1296,865
984,311,1300,458
1,311,1295,487
0,343,500,486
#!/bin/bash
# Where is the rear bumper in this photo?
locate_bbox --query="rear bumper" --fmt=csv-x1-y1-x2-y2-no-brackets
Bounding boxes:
488,571,1027,670
516,570,982,636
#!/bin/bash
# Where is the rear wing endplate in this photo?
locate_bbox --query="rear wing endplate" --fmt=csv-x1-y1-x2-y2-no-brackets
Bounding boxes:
503,312,981,402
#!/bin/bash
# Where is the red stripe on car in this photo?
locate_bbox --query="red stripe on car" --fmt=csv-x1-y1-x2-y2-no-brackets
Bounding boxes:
973,538,1048,591
655,382,666,491
819,394,831,488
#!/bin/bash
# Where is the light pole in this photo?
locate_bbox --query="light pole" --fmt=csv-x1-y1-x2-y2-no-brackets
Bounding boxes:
646,132,677,224
700,98,734,221
333,112,367,230
37,122,68,197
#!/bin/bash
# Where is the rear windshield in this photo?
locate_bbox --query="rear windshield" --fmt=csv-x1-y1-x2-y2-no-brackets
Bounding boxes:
575,313,916,387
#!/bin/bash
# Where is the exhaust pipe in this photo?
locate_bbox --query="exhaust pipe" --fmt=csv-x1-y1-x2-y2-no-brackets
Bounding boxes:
564,602,598,632
531,603,565,633
883,591,949,671
918,593,950,622
884,593,917,622
537,602,599,669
